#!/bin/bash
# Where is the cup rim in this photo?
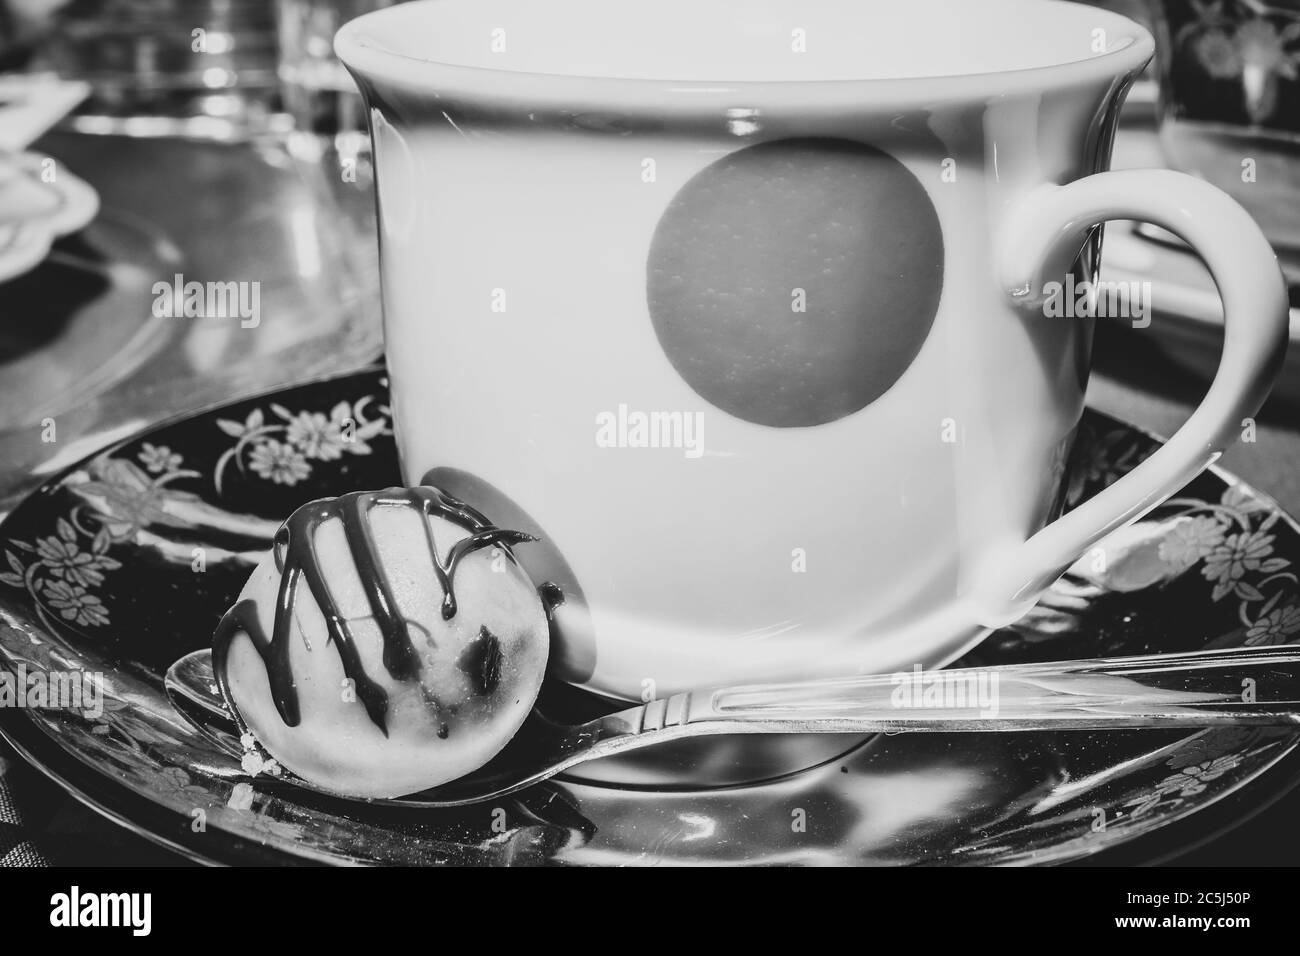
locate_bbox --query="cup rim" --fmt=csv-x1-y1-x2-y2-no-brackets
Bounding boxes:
335,0,1155,116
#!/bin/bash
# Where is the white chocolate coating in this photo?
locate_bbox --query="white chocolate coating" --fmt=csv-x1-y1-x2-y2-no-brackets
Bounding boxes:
220,503,549,798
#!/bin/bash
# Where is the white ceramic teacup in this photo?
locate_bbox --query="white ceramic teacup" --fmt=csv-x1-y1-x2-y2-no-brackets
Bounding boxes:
337,0,1289,702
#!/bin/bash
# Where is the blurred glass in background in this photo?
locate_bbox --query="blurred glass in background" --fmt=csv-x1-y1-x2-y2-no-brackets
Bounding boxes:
45,0,281,137
276,0,395,271
1147,0,1300,256
278,0,391,147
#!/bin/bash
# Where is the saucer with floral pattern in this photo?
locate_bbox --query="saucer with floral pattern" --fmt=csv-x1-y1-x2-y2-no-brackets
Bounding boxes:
1,368,1299,865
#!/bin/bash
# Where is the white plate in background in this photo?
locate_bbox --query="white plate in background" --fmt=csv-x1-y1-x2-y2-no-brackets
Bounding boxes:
0,151,100,284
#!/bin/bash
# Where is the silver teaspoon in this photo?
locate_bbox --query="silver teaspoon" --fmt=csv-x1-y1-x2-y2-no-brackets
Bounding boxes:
165,645,1300,808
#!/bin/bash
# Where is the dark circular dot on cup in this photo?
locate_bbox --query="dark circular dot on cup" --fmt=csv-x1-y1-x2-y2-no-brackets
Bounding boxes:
422,466,596,683
646,137,944,428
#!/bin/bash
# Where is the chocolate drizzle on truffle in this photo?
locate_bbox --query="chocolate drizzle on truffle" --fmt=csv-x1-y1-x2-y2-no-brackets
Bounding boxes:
538,582,565,620
212,486,535,735
458,625,504,697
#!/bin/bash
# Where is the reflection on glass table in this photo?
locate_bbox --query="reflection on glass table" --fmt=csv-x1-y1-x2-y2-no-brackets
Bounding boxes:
0,129,383,513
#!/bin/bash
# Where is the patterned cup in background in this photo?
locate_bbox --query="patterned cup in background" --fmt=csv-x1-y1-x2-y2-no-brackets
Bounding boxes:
1148,0,1300,254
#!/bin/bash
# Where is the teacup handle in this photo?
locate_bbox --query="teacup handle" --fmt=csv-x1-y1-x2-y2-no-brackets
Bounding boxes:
971,168,1290,626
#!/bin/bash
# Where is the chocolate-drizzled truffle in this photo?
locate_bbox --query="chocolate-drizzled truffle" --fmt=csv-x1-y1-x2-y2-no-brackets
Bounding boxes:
213,486,549,798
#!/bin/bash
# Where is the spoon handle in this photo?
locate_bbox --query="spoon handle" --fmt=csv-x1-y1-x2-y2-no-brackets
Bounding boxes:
605,647,1300,739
